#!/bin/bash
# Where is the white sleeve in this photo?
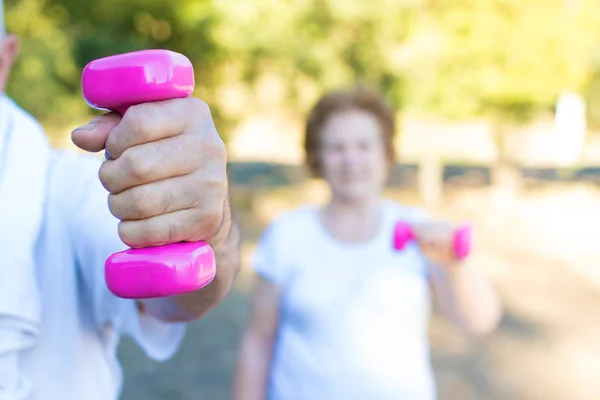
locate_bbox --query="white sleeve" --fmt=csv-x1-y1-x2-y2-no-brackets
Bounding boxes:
251,218,293,286
61,152,186,361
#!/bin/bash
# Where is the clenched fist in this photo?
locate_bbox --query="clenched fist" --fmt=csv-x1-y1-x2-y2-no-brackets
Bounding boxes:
71,96,240,321
412,221,464,269
71,97,228,249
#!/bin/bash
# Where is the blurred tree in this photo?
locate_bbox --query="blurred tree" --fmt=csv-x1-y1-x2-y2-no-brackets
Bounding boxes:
408,0,600,170
583,51,600,131
5,0,85,133
209,0,416,114
415,0,600,120
5,0,230,138
4,0,600,144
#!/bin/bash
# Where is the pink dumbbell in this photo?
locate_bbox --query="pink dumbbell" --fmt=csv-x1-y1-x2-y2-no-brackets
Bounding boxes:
81,49,216,299
393,221,472,260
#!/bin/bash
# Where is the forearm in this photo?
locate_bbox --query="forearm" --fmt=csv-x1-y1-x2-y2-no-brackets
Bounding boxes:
141,201,241,322
430,262,502,337
233,334,274,400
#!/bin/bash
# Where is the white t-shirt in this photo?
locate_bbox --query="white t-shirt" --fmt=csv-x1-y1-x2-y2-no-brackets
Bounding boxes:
20,150,186,400
252,201,436,400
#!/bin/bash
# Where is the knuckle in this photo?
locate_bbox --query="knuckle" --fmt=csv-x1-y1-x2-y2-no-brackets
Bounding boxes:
117,222,139,248
192,177,226,210
205,173,227,194
206,161,228,190
107,194,123,219
121,105,153,142
189,96,211,116
185,210,210,239
144,187,175,217
104,134,121,159
186,208,201,224
104,141,117,159
128,188,155,219
98,161,116,192
203,204,225,236
189,98,220,137
123,149,151,182
203,134,226,159
122,105,146,131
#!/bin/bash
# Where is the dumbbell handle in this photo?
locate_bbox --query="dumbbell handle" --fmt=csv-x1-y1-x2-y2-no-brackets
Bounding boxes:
393,221,472,260
81,49,216,299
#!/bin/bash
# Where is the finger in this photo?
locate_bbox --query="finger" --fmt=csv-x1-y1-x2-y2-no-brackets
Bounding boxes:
118,205,225,249
105,97,213,159
440,229,456,256
433,229,452,248
415,223,453,245
99,132,224,194
413,227,433,248
71,113,122,153
108,169,226,221
411,222,431,241
421,235,456,264
418,239,437,254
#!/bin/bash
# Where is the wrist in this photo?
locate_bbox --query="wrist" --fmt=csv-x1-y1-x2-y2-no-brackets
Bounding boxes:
429,259,467,277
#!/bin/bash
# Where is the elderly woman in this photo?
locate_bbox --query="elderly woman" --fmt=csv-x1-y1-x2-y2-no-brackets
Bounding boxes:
233,86,502,400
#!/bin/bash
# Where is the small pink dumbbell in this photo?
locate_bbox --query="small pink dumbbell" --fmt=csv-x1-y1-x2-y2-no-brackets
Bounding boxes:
81,49,216,299
393,221,472,260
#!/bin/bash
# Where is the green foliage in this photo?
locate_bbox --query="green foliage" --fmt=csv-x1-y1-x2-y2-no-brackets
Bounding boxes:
4,0,600,138
5,0,85,129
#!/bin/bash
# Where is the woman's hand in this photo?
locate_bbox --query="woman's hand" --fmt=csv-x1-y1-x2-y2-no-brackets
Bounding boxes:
412,221,463,270
413,220,502,337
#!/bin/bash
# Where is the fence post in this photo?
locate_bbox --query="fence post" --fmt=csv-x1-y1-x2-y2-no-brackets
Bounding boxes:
419,154,443,208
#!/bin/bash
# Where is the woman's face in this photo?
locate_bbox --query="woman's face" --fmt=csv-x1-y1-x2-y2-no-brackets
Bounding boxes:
319,109,389,203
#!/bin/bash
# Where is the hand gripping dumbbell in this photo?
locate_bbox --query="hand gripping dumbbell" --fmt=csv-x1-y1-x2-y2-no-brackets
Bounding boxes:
81,49,216,299
393,221,472,260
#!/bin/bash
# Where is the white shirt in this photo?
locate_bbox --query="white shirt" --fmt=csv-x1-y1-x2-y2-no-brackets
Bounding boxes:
252,201,436,400
18,150,186,399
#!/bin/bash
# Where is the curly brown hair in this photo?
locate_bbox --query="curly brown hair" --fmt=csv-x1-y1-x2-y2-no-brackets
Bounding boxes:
304,85,397,178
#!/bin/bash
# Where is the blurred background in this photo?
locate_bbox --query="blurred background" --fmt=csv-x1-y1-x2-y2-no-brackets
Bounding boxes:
6,0,600,399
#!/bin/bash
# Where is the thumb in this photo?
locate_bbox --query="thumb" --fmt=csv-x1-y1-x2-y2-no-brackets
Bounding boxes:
71,113,121,153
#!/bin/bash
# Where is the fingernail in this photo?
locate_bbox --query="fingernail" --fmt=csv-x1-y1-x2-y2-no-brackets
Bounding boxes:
74,117,102,131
